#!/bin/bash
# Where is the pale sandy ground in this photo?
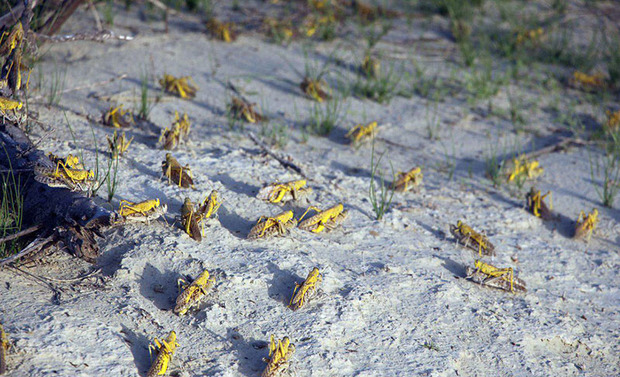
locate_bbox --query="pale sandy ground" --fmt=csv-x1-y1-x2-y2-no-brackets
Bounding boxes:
1,2,619,376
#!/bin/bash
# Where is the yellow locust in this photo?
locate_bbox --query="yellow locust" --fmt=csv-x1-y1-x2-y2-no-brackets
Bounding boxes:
248,210,297,239
262,335,295,377
174,269,215,316
147,331,179,377
298,203,347,233
289,267,321,311
466,260,526,293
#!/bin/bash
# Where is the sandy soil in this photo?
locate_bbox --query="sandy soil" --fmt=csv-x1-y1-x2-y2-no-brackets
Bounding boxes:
1,1,619,376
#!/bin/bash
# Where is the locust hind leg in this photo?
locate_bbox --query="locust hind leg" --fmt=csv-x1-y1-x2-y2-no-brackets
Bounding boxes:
298,206,322,223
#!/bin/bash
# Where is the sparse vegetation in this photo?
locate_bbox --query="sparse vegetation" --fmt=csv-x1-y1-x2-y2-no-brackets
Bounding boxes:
137,68,155,120
368,140,395,221
351,60,400,104
589,134,620,208
306,97,347,136
0,155,23,259
47,65,66,106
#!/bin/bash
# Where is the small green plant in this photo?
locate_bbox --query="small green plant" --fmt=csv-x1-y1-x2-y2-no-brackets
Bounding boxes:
551,0,567,14
105,153,120,202
425,98,441,140
352,60,400,104
422,340,440,352
360,18,391,53
102,0,114,25
137,68,154,120
302,45,331,82
226,98,241,130
589,135,620,208
537,24,600,71
438,137,457,181
606,35,620,87
457,37,476,67
47,65,66,106
260,122,289,148
0,152,23,259
484,141,503,187
306,97,347,136
464,58,503,104
507,91,526,133
368,140,395,221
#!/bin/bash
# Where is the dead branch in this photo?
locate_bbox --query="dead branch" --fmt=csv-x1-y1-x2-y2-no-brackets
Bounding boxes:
87,0,102,32
0,236,54,267
34,30,134,43
518,137,590,161
6,265,63,304
40,0,86,36
247,132,307,178
0,122,117,265
0,225,40,244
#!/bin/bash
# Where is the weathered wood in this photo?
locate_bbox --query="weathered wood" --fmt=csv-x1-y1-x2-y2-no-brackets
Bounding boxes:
0,122,116,264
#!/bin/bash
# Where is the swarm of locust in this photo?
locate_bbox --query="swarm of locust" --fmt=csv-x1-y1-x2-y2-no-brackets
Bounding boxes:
34,153,96,192
174,269,215,316
107,130,133,158
526,187,553,220
102,105,133,128
466,260,526,293
206,18,236,42
162,153,194,188
298,203,347,233
257,180,311,204
262,336,295,377
147,331,179,377
118,198,167,223
300,77,331,102
159,112,191,150
450,220,496,257
160,74,198,99
229,96,264,123
289,267,321,311
392,167,422,192
345,121,377,144
248,210,297,240
574,208,598,241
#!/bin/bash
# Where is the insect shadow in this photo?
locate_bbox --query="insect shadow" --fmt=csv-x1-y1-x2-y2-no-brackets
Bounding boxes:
227,328,268,376
325,125,351,145
97,240,134,277
330,160,372,178
252,76,306,100
119,325,152,376
212,172,260,197
415,219,447,243
218,206,255,239
266,262,304,306
435,254,468,278
542,211,575,238
139,263,180,311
